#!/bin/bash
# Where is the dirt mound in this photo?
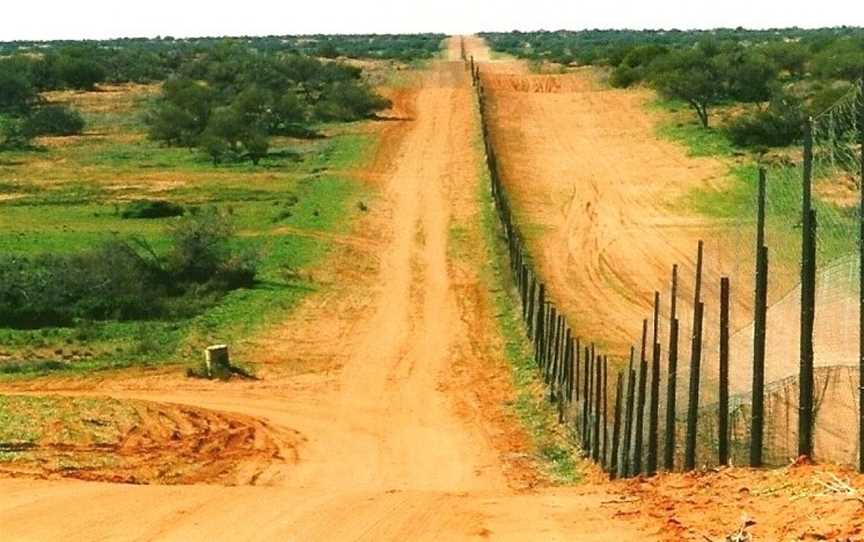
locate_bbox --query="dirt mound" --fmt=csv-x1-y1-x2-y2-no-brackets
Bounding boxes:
0,397,300,485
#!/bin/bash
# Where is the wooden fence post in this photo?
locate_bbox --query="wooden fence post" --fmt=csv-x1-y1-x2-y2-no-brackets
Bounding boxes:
684,240,704,472
634,319,648,475
751,170,768,468
664,264,679,471
611,371,624,479
648,291,662,476
800,118,816,460
719,277,730,466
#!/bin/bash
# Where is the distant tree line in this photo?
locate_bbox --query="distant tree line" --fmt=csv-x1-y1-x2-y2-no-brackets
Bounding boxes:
481,28,864,148
0,34,446,81
145,43,392,164
1,35,430,156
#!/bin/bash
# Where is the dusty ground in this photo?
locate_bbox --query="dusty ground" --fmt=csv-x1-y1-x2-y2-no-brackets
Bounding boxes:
0,40,650,541
1,37,862,542
479,52,736,359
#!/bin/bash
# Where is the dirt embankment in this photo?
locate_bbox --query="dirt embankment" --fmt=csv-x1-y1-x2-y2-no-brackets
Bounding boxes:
0,395,299,486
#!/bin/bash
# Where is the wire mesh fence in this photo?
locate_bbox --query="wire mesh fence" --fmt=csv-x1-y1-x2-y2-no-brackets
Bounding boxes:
470,39,864,478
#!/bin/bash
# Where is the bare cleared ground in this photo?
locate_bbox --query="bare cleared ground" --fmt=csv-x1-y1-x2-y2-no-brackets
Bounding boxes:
480,55,734,357
0,42,651,541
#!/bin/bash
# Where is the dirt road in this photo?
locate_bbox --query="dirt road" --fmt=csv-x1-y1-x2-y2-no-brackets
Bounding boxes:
0,42,652,541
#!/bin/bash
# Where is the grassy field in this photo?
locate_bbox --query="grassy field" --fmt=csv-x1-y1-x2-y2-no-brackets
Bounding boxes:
0,83,380,377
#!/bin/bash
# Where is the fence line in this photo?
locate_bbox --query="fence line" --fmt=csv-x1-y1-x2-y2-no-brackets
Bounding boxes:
467,55,864,477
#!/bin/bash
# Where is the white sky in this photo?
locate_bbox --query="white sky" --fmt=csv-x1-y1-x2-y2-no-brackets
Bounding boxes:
1,0,862,41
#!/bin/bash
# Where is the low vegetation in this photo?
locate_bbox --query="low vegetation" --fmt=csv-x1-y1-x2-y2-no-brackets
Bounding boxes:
0,35,401,376
482,28,864,147
145,45,390,164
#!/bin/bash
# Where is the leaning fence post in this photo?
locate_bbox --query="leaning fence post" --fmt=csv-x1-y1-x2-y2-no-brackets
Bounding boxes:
647,292,662,476
751,170,768,468
634,319,648,475
610,370,624,479
664,264,679,471
719,277,731,466
800,118,816,460
684,240,704,472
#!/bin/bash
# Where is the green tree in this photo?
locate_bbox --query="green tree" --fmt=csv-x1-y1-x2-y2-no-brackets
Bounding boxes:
56,56,106,90
0,65,38,113
146,77,214,146
650,47,724,128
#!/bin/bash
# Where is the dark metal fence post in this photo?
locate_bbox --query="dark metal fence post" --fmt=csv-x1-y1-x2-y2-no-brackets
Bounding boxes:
800,118,816,460
684,241,704,472
527,275,537,335
593,354,602,461
664,265,679,471
648,292,662,476
622,347,636,477
719,277,730,466
610,371,624,479
602,356,609,468
634,319,648,475
582,345,591,444
684,302,704,471
751,170,768,468
534,285,546,367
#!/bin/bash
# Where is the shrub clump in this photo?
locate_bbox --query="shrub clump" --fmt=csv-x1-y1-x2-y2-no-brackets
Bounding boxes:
0,212,257,328
121,199,185,219
22,105,85,137
726,93,804,148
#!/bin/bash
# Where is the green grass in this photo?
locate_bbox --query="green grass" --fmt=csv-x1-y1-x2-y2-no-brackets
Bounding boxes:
651,98,736,158
473,121,583,484
0,86,377,378
654,97,858,274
